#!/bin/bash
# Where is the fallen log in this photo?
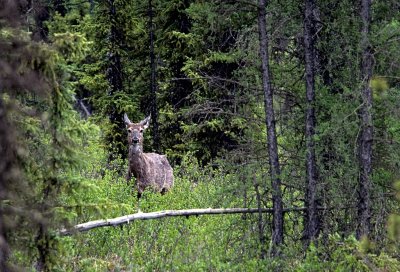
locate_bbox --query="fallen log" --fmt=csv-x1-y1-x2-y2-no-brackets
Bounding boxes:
59,207,307,236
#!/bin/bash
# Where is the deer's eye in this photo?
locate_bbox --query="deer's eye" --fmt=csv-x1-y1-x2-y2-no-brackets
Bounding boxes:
140,128,144,133
128,129,132,133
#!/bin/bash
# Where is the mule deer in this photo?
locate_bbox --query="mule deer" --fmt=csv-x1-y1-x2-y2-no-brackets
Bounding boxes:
124,113,174,199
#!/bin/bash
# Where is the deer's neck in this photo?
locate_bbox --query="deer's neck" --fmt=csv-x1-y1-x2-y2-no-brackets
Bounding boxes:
129,144,144,161
129,145,147,177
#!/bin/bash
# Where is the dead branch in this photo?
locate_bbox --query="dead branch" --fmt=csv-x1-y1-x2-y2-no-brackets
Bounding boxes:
59,207,307,236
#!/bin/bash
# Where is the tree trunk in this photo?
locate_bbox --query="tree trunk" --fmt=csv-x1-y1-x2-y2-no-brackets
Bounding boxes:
303,0,319,243
35,225,50,272
357,0,373,239
257,0,284,255
106,0,126,159
148,0,160,152
0,100,10,272
0,216,8,272
35,91,61,271
254,175,266,259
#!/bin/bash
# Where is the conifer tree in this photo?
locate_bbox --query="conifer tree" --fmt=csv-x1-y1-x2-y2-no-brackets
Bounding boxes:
357,0,373,239
303,0,319,243
257,0,283,256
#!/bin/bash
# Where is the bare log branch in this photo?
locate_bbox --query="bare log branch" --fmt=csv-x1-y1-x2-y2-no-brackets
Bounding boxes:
59,207,308,236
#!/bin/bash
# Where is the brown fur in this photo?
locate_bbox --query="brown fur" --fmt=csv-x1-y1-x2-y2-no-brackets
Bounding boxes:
124,114,174,197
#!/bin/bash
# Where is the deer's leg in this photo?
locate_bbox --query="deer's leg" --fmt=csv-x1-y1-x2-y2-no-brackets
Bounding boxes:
126,168,132,185
136,192,142,212
136,184,144,212
137,182,145,198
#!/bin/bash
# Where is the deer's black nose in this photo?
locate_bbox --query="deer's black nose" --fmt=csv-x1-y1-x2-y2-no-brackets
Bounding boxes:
132,137,139,143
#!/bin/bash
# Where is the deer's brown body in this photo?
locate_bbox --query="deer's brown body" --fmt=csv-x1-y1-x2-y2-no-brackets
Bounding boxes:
124,114,174,198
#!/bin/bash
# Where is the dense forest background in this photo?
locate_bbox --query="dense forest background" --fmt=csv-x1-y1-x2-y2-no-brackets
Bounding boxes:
1,0,400,271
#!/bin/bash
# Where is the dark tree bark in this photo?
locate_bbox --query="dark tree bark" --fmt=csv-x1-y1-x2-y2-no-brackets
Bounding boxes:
303,0,319,243
35,225,51,272
357,0,373,239
257,0,284,255
0,100,11,272
106,0,126,159
148,0,160,152
0,218,8,272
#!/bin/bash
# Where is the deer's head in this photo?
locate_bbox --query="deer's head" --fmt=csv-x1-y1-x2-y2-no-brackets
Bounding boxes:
124,113,150,153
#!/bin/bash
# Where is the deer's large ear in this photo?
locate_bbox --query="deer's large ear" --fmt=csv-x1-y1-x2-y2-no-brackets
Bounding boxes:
140,115,151,130
123,113,132,126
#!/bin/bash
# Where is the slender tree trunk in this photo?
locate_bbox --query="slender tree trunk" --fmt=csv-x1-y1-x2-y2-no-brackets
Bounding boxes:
0,217,8,272
357,0,373,239
35,225,50,272
106,0,125,159
257,0,283,255
148,0,160,152
36,87,61,272
0,100,10,272
254,175,266,258
303,0,319,243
